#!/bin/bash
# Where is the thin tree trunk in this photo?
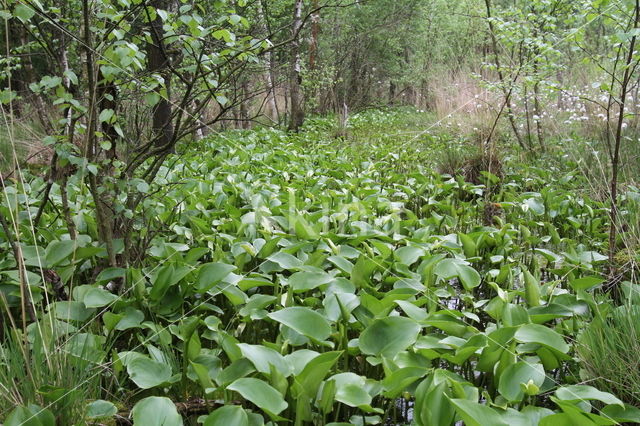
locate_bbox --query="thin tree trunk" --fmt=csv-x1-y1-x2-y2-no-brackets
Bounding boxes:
147,0,174,151
288,0,305,132
484,0,526,150
309,0,320,71
83,0,117,269
259,0,279,122
609,0,640,276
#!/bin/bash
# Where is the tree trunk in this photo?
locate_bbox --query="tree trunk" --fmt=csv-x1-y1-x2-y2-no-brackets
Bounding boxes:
288,0,305,132
147,0,174,151
609,0,640,275
309,0,320,71
259,0,279,122
484,0,526,150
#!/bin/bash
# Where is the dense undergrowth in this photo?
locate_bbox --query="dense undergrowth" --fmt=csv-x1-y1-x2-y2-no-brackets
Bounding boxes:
1,109,640,425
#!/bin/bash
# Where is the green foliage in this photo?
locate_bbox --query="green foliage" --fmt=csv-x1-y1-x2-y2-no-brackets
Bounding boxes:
2,109,638,424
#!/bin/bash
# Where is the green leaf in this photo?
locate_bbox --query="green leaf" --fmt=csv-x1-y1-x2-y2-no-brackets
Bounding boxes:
555,385,623,406
292,214,320,239
359,316,421,358
50,301,94,322
131,397,183,426
227,378,288,416
395,246,425,266
514,323,569,353
524,198,545,215
267,307,331,343
99,109,114,123
414,380,454,426
202,406,249,426
14,4,35,22
267,252,303,270
381,367,427,398
5,404,55,426
434,258,481,290
602,404,640,423
237,343,291,376
569,276,605,291
150,264,191,301
458,233,477,258
115,308,144,330
45,240,76,267
144,92,161,106
127,357,172,389
86,400,117,419
449,399,508,426
336,383,372,407
351,255,377,288
292,351,342,398
197,262,236,291
0,89,17,104
83,287,118,308
328,373,381,412
288,271,332,293
498,362,545,402
95,267,126,283
523,270,541,307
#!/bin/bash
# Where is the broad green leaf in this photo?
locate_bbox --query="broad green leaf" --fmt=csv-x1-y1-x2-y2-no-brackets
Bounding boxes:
292,351,342,398
524,198,545,215
131,397,183,426
150,264,191,301
324,292,360,322
228,378,288,416
14,4,35,22
569,276,605,291
127,357,172,389
351,255,377,288
114,308,144,331
83,287,118,308
414,380,455,426
289,271,332,293
5,404,55,426
328,373,380,412
381,367,427,398
202,406,249,426
197,262,236,291
602,404,640,423
336,383,371,407
359,316,421,358
50,301,94,322
267,307,331,342
449,399,508,426
395,246,425,266
237,343,291,376
514,323,569,353
95,267,126,283
498,362,545,402
266,252,303,270
45,240,76,267
434,258,481,290
86,400,117,419
555,385,623,406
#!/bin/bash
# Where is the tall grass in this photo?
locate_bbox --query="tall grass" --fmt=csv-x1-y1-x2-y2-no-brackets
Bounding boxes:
577,303,640,407
0,117,46,172
0,316,106,424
